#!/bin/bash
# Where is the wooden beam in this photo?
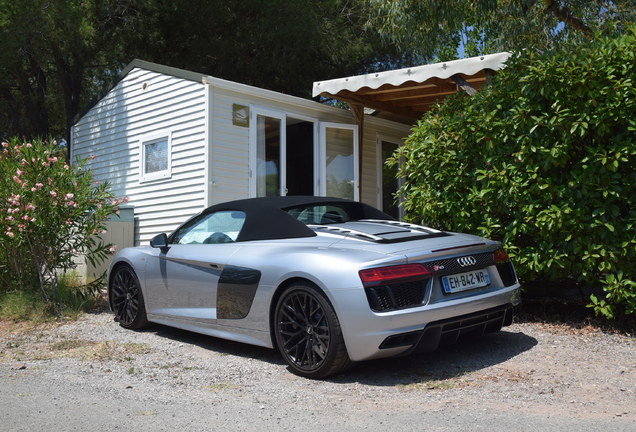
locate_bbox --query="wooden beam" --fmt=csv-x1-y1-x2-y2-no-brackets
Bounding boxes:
451,74,477,96
327,92,422,120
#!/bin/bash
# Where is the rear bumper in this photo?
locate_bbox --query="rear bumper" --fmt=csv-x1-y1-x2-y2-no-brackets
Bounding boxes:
380,303,517,353
337,283,521,361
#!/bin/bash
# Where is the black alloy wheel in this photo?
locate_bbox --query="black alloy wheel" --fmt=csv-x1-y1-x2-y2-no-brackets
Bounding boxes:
109,265,149,330
274,282,351,379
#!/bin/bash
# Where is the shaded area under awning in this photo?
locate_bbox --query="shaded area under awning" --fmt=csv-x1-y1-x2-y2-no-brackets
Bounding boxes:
313,52,512,121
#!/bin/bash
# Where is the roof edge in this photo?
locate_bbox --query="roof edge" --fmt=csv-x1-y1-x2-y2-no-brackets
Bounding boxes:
120,59,208,83
312,52,512,98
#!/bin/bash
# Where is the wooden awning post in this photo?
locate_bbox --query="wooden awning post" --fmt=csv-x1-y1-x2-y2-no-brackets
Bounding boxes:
348,102,365,200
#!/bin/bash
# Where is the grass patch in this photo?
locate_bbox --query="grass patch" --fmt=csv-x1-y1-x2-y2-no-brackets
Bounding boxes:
0,272,105,323
0,290,50,323
397,379,456,391
1,336,153,362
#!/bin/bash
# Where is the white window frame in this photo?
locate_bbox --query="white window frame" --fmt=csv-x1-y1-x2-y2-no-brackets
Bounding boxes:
249,107,286,197
139,130,172,183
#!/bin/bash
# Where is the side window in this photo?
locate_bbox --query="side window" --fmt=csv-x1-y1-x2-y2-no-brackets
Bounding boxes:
171,211,246,245
140,131,171,182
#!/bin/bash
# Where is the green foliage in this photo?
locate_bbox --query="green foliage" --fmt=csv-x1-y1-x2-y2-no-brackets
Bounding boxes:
126,0,413,97
0,0,136,142
0,138,122,313
365,0,636,61
0,0,413,143
393,29,636,317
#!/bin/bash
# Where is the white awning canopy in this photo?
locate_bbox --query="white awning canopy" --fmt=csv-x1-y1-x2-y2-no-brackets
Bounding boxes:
313,52,512,120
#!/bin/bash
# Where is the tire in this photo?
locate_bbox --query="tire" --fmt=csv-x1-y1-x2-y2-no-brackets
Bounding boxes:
273,282,352,379
109,264,149,330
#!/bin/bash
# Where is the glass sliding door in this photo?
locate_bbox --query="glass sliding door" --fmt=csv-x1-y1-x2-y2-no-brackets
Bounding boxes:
252,112,285,197
286,118,315,196
320,123,358,201
250,107,317,198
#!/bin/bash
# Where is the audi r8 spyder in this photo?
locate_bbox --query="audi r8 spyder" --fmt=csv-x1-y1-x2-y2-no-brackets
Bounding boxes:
108,196,521,379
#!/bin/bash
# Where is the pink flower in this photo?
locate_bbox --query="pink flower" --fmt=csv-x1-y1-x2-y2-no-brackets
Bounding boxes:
35,183,43,189
5,231,14,238
88,155,96,160
16,169,22,176
47,156,58,163
25,143,32,148
1,142,8,148
108,245,118,253
12,176,22,184
7,216,14,221
50,191,57,198
65,193,74,199
25,204,35,211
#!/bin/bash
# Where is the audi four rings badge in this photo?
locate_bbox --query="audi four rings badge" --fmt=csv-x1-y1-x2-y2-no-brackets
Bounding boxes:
457,256,477,267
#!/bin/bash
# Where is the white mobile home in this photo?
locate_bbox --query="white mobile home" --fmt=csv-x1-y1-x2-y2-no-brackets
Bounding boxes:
72,60,411,245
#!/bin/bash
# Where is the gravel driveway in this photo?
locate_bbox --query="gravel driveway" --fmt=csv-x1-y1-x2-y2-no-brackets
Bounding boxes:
1,312,634,431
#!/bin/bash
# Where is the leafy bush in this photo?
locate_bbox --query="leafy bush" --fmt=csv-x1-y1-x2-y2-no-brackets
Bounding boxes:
393,28,636,318
0,138,123,312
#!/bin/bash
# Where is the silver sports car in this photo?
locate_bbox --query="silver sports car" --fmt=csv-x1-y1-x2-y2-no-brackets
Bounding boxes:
108,196,521,378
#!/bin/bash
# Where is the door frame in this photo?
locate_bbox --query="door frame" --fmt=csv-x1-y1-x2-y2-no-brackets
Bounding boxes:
319,122,359,201
376,134,404,219
249,106,319,197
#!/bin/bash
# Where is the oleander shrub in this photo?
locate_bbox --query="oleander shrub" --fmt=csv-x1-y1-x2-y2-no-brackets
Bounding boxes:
393,28,636,318
0,138,123,314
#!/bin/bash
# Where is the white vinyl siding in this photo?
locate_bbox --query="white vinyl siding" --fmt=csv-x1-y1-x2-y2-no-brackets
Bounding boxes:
72,61,411,247
72,68,207,245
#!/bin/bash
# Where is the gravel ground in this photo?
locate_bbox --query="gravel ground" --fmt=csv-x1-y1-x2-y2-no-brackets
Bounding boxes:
1,312,635,432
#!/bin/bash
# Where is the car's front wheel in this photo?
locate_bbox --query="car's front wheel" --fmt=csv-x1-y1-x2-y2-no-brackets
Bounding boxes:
273,282,351,379
109,264,149,330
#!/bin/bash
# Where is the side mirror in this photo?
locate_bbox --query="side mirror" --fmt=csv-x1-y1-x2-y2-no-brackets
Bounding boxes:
150,233,169,249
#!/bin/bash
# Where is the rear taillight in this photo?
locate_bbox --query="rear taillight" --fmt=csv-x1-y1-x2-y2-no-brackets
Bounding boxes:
493,248,510,263
359,264,432,287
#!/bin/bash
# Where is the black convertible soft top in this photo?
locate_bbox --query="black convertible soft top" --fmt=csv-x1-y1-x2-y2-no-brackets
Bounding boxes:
201,196,393,242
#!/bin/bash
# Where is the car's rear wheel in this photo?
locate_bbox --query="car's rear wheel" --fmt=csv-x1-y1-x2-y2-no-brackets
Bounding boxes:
109,265,149,330
274,282,351,379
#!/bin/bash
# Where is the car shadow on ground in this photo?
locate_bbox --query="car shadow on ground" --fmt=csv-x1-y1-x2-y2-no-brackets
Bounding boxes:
136,321,537,386
137,323,285,365
331,329,538,386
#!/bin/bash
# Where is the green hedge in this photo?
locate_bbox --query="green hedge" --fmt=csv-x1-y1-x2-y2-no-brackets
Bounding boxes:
393,28,636,318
